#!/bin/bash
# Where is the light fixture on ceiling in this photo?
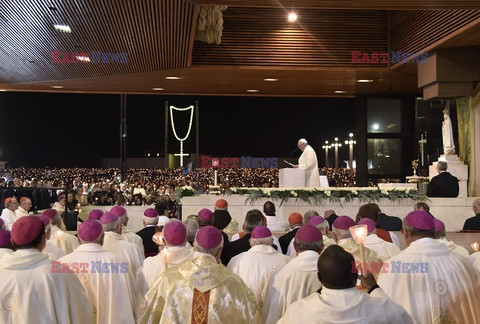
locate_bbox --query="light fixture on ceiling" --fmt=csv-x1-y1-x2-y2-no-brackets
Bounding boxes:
263,78,278,82
334,90,347,94
372,123,379,130
0,89,6,92
152,88,164,91
165,76,180,80
247,89,259,93
357,79,373,83
54,24,72,33
51,85,64,89
287,12,297,22
76,56,90,62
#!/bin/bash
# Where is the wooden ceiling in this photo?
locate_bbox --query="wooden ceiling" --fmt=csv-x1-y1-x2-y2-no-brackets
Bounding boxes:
0,0,479,97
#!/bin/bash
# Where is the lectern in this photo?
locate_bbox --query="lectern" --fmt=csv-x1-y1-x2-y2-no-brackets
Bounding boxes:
279,168,305,188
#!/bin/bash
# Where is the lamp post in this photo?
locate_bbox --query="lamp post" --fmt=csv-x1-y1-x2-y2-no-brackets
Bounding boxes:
332,138,342,170
322,141,331,167
344,133,356,176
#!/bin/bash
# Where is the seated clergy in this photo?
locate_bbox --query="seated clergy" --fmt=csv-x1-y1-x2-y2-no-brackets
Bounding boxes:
357,218,400,262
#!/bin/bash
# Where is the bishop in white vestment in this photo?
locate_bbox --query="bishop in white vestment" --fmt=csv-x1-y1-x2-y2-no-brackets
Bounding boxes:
434,219,469,258
295,138,320,187
43,208,80,254
358,218,400,261
110,206,145,258
1,197,19,231
38,215,66,261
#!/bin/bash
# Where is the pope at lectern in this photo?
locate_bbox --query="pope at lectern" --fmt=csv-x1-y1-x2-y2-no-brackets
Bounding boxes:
294,138,320,187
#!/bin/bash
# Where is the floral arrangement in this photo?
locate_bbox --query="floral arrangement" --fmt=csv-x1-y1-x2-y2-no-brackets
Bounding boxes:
177,186,428,205
174,186,196,201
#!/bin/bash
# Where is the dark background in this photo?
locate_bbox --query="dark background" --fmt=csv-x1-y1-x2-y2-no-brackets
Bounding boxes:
0,92,355,167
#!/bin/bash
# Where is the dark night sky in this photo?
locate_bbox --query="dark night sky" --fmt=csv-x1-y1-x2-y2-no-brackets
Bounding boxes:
0,92,355,167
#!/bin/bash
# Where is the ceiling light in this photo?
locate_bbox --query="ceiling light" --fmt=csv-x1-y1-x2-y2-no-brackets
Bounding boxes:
334,90,347,94
165,76,180,80
247,89,259,93
0,89,6,92
263,78,278,82
76,56,90,62
152,88,164,91
357,79,373,83
287,12,297,22
51,85,64,89
54,24,72,33
372,123,379,130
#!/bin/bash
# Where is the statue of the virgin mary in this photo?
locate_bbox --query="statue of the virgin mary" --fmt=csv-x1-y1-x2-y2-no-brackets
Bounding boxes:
442,104,455,155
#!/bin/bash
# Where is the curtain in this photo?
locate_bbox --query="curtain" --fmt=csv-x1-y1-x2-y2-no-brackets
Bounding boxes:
455,97,472,196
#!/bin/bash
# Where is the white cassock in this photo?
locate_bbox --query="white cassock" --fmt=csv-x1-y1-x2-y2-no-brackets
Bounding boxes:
364,234,400,261
227,245,290,307
139,244,194,289
278,287,413,324
0,248,93,323
378,238,480,324
437,238,469,258
469,251,480,269
102,231,144,276
298,144,320,187
15,207,29,218
265,215,289,232
121,225,145,261
286,236,336,257
262,250,321,323
230,233,282,253
49,225,80,254
0,248,13,259
0,209,17,231
42,240,66,261
58,243,137,323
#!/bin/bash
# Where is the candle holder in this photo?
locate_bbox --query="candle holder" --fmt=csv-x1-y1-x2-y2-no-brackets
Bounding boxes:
411,159,418,176
350,224,368,277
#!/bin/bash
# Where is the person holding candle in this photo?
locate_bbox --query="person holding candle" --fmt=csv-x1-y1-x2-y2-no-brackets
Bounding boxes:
378,211,480,323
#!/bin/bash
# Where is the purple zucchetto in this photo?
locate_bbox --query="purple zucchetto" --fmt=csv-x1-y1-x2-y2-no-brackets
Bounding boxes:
195,226,223,249
358,218,376,233
198,208,214,222
333,216,356,230
434,219,445,232
296,225,323,243
100,212,118,225
57,194,65,202
0,229,11,247
38,215,51,227
42,208,57,219
309,216,326,227
78,220,103,242
405,211,435,231
88,209,104,221
11,216,44,246
110,206,127,218
144,208,159,218
251,226,272,239
163,221,187,246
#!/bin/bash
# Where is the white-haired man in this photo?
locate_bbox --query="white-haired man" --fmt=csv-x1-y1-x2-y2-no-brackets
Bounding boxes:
357,218,400,261
58,219,138,323
294,138,320,187
38,214,66,261
15,197,31,217
43,208,79,254
110,205,145,258
138,226,257,323
0,197,18,230
139,219,194,289
263,225,324,323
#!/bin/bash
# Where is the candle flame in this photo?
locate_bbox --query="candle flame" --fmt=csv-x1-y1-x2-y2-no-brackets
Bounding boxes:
471,242,479,252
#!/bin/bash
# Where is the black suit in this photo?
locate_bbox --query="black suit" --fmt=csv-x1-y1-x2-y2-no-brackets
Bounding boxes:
377,213,402,231
463,214,480,230
278,228,299,254
221,233,251,266
427,172,459,197
41,189,58,209
136,226,158,258
326,214,338,231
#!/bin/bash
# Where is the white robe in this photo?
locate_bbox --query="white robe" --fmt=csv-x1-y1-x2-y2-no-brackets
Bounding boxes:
442,113,455,154
230,233,282,253
278,287,413,324
121,225,145,261
437,238,469,258
0,248,92,323
139,244,194,289
286,236,336,257
42,240,66,260
265,215,289,232
298,144,320,187
49,225,80,254
15,207,29,218
364,233,400,261
103,231,143,276
469,251,480,268
0,248,13,259
262,250,321,323
58,243,137,323
227,244,290,304
0,208,17,231
378,237,480,324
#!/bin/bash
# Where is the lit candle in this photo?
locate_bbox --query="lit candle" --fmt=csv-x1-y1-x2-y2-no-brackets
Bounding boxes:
349,224,368,278
162,246,169,269
471,242,479,252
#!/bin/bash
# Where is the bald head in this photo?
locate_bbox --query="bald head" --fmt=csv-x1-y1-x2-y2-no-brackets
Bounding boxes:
317,245,357,289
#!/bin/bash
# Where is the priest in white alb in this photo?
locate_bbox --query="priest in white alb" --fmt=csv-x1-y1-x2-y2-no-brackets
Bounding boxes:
38,214,66,261
58,219,137,323
139,219,194,289
358,218,400,261
378,211,480,323
294,138,320,187
278,245,413,323
433,218,469,258
309,215,336,250
227,226,290,318
1,197,19,231
0,216,92,323
263,225,324,323
110,205,145,258
43,208,80,254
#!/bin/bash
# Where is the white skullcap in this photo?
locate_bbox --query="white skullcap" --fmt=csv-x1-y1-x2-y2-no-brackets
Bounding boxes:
299,138,308,144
